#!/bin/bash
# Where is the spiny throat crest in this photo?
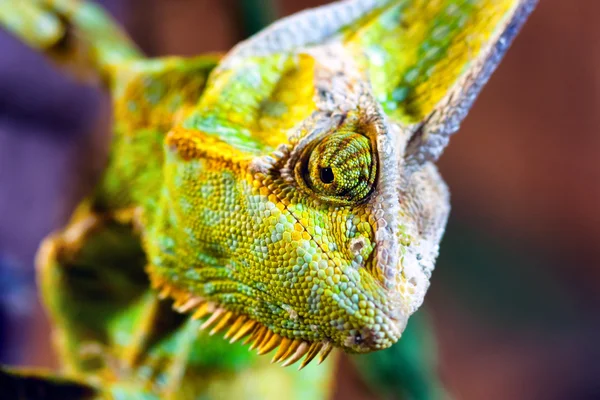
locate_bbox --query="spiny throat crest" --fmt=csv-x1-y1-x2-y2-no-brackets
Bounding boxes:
151,276,334,370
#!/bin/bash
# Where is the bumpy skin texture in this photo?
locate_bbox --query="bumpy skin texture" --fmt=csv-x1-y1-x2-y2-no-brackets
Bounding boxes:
0,0,536,399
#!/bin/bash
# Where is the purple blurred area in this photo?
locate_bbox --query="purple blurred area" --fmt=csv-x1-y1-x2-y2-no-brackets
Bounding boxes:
0,1,598,399
0,1,118,367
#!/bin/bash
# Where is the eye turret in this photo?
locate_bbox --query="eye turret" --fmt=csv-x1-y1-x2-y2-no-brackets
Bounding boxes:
297,131,376,204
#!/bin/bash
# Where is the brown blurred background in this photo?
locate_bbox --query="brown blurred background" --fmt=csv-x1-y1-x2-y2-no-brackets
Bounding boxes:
0,1,598,399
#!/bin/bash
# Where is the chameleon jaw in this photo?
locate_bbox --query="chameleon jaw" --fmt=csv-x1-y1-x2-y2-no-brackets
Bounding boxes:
150,276,334,370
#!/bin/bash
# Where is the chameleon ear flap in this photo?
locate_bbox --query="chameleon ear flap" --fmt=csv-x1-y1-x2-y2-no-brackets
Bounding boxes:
220,0,536,165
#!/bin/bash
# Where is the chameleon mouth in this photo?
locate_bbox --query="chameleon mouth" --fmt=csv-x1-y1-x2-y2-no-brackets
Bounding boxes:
150,277,334,370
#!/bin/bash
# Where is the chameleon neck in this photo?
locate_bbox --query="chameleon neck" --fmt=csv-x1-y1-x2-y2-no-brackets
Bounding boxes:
91,56,221,215
93,126,165,215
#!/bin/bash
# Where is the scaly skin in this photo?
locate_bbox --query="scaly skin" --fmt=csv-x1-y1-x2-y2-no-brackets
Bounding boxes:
0,0,536,399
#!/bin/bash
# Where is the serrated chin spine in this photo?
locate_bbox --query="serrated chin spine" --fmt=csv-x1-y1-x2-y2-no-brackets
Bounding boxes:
151,276,333,369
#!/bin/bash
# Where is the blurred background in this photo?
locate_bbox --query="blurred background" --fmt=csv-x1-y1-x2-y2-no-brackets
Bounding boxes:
0,1,598,399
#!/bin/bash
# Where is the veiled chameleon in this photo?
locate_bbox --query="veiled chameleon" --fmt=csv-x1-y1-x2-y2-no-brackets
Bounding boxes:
0,0,536,399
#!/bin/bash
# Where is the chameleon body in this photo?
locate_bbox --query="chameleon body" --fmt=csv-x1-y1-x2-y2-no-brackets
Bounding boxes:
0,0,536,399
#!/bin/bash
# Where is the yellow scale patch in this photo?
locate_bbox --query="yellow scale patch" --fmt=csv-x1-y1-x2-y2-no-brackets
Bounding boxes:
344,0,518,123
409,0,517,118
257,54,317,147
190,54,317,153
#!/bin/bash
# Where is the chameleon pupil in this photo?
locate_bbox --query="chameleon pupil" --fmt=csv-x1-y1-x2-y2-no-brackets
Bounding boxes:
320,167,335,184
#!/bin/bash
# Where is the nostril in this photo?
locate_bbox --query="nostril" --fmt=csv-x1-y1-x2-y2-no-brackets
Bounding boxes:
353,333,363,345
345,328,380,351
349,236,366,255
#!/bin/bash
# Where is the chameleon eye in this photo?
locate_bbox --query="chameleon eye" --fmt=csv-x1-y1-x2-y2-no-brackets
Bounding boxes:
319,167,335,184
302,132,376,203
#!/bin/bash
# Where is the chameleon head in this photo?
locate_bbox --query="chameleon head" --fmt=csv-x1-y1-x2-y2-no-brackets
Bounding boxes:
152,52,449,363
148,0,534,366
149,14,453,367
